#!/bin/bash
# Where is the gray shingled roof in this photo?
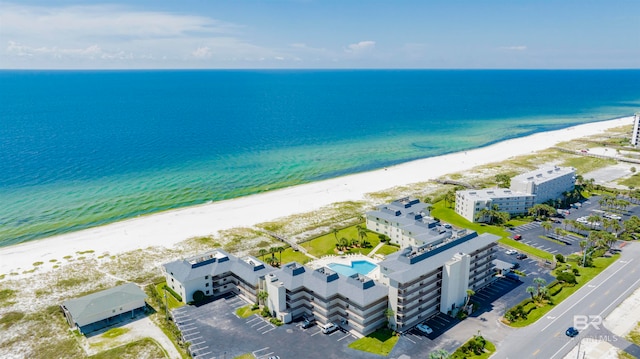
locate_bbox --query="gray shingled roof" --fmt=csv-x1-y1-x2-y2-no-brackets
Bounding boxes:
273,263,388,307
61,283,146,327
378,232,499,284
163,249,274,285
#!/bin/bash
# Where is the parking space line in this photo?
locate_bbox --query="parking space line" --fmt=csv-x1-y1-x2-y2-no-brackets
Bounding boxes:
262,327,276,334
191,340,206,346
246,317,259,323
311,330,323,336
404,335,416,344
337,333,352,341
182,327,198,332
253,347,270,355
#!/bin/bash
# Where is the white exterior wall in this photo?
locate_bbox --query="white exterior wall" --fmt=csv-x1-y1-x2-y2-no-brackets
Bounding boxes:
439,253,470,314
511,167,576,204
366,216,415,247
632,114,640,147
456,190,534,223
265,274,290,323
165,273,209,303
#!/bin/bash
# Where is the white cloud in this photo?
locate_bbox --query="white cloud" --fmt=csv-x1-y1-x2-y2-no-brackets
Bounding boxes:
501,45,527,51
192,46,212,59
345,41,376,54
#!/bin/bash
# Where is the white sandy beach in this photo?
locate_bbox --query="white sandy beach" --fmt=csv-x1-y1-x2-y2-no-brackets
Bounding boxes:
0,116,633,275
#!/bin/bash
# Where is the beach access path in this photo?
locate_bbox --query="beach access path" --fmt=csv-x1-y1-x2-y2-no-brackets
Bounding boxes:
0,117,633,276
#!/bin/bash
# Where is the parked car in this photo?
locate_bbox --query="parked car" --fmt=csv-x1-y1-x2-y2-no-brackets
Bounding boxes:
513,234,522,240
566,327,579,337
416,323,433,334
506,249,517,255
516,253,528,260
301,317,315,328
320,322,339,334
511,262,520,269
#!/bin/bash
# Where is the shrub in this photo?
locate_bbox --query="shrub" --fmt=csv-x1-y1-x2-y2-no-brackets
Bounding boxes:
261,307,271,317
192,290,205,302
557,272,577,284
555,253,565,263
162,285,183,302
269,318,283,326
572,268,580,276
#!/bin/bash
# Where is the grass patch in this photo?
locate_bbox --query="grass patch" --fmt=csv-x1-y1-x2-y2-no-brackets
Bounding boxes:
33,261,44,266
155,283,184,309
376,244,401,256
269,246,311,265
77,250,95,255
0,288,16,305
506,254,619,327
236,304,260,318
618,350,636,359
619,174,640,188
538,235,567,246
0,311,25,329
560,156,616,174
499,238,554,261
348,328,399,356
102,327,130,339
626,321,640,346
233,354,255,359
56,277,87,289
300,224,382,258
451,338,496,359
90,338,167,359
49,259,58,262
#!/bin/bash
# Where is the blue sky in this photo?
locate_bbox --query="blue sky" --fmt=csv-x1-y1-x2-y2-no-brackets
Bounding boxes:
1,0,638,69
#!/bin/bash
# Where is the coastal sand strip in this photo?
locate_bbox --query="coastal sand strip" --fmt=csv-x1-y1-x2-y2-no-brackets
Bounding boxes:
0,116,632,275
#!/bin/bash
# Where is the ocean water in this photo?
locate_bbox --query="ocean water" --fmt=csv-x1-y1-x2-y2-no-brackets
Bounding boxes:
1,70,640,246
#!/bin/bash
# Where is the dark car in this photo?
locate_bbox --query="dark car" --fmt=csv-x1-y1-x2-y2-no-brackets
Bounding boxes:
511,262,520,269
516,253,528,260
301,318,315,329
566,327,579,337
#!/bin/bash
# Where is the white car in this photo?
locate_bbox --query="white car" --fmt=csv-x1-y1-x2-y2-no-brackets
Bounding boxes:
505,249,517,255
416,323,433,334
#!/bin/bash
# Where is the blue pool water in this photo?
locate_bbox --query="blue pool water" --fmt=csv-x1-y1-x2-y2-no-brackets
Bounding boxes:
328,260,377,276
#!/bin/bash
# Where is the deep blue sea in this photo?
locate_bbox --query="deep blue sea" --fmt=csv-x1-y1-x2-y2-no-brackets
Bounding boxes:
1,70,640,246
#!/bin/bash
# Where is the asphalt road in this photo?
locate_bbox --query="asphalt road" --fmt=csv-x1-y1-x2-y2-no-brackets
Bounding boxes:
492,242,640,359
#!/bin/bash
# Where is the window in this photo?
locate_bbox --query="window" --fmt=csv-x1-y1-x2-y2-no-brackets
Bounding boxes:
206,290,210,295
205,275,209,279
206,283,209,287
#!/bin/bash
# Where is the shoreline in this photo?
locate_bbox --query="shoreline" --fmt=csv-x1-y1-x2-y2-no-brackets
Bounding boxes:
0,116,633,275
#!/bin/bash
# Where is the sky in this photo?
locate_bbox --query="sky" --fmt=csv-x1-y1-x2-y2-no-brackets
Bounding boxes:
0,0,638,69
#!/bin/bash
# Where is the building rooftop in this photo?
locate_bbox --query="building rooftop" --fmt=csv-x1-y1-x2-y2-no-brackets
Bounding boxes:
378,232,499,283
458,188,535,200
61,283,147,327
511,166,575,184
163,249,273,285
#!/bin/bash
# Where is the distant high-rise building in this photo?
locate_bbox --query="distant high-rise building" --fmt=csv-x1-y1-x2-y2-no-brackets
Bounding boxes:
632,113,640,147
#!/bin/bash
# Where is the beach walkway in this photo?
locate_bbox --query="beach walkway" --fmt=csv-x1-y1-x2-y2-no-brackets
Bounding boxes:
262,230,318,260
367,242,385,258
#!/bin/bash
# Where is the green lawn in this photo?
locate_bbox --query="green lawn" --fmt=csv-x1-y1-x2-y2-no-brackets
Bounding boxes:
348,328,399,356
236,305,260,318
155,283,184,309
618,174,640,188
259,247,311,266
300,224,382,257
507,254,619,327
376,244,401,256
451,339,496,359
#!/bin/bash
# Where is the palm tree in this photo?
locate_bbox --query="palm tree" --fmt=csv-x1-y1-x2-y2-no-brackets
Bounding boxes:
533,278,547,299
257,290,268,306
339,237,349,251
384,308,395,329
554,227,563,240
332,228,339,243
276,246,285,265
526,286,536,300
475,208,491,223
269,247,278,259
541,222,552,235
444,190,456,208
258,249,268,261
465,289,475,310
357,225,368,247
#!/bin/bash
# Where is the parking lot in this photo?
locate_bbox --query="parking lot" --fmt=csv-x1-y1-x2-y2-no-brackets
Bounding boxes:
506,195,640,257
171,294,384,359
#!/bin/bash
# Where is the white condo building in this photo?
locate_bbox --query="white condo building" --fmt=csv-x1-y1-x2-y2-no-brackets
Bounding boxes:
455,189,535,223
632,113,640,147
510,166,576,204
162,198,499,337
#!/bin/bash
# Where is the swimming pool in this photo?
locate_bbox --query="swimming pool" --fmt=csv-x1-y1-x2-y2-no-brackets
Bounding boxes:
328,260,377,276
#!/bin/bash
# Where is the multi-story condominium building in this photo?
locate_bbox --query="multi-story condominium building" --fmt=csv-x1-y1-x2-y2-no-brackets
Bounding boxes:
376,231,498,332
510,166,576,204
264,263,389,336
366,197,456,248
162,249,274,304
455,189,535,223
162,200,499,337
632,113,640,147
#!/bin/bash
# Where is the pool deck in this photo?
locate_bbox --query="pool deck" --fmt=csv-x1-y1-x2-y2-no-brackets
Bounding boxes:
307,253,382,280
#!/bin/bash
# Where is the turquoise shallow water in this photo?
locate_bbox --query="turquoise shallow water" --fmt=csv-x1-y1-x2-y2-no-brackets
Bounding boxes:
1,70,639,246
